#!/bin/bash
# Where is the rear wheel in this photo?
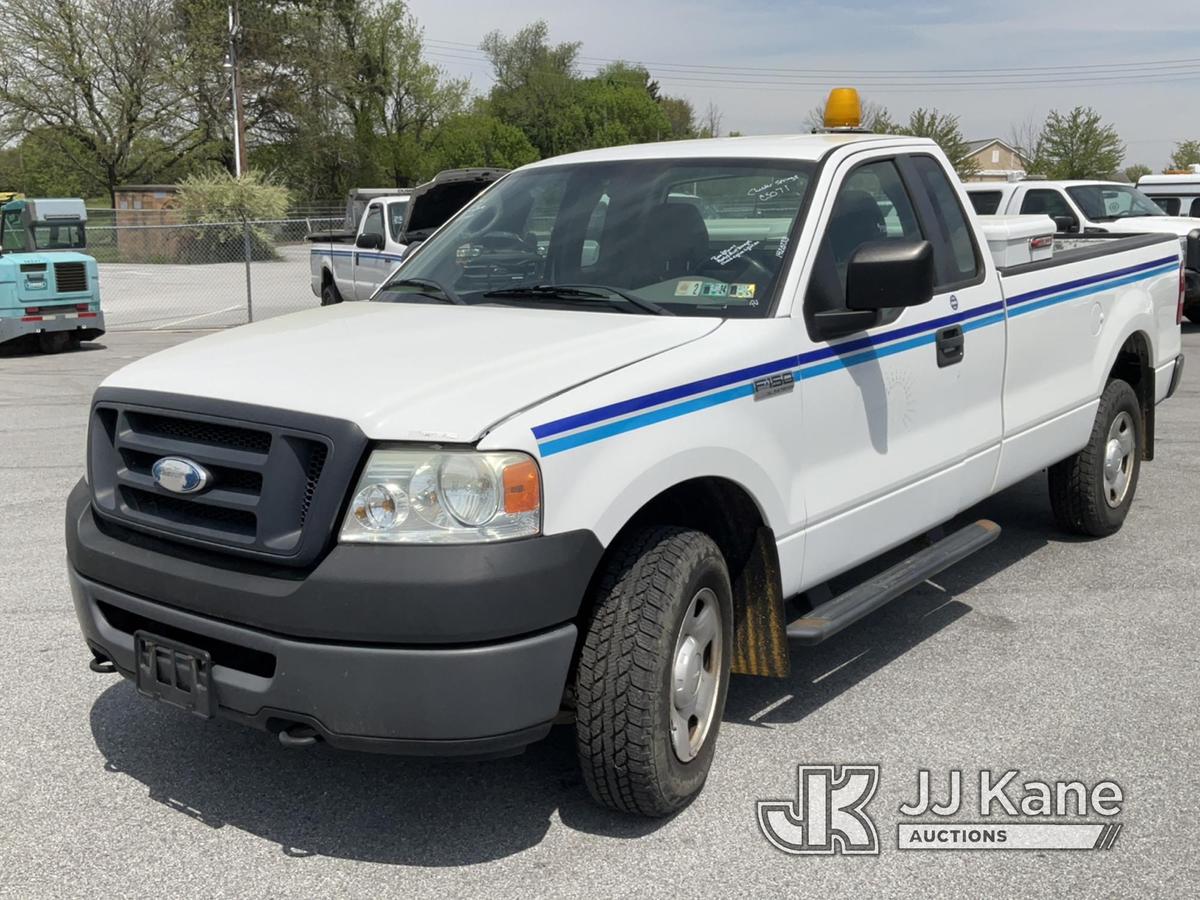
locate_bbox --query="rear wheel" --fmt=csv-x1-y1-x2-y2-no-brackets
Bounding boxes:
574,525,732,817
320,279,343,306
1048,379,1142,537
1186,307,1200,324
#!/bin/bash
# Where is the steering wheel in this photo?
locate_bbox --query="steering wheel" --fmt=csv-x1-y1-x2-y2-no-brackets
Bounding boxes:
474,231,531,251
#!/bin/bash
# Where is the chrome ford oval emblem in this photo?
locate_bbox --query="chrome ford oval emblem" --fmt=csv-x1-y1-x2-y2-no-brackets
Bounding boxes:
151,457,211,495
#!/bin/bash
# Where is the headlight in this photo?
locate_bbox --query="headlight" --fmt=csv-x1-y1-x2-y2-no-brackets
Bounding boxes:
340,448,541,544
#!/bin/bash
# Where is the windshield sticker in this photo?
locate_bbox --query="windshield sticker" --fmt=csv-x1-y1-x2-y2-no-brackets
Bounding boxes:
776,235,789,259
701,282,731,298
748,174,803,202
731,283,756,299
712,239,759,266
675,280,703,297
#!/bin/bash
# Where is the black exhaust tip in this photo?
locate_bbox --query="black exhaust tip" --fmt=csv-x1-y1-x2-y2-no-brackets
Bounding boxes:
277,724,321,749
88,653,117,674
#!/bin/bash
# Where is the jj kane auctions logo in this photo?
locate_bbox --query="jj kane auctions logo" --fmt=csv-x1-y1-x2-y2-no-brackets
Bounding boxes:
758,765,1125,854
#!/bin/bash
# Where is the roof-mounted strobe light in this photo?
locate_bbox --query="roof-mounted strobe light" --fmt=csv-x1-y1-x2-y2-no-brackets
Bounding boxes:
819,87,869,133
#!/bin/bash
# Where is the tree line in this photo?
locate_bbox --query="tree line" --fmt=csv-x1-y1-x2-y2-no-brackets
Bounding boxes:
0,1,1196,207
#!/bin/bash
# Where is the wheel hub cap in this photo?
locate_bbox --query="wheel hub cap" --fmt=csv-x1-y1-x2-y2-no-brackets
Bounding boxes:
669,587,723,763
1102,411,1135,509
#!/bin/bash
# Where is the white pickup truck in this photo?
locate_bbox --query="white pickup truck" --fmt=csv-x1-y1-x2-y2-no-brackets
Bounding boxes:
308,168,505,305
69,124,1184,817
964,179,1200,321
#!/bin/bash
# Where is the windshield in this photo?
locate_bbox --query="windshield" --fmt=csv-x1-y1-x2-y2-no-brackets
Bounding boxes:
387,199,409,242
374,158,816,317
1066,185,1165,221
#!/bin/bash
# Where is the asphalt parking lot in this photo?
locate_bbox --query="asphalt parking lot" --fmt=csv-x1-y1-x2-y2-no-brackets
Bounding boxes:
1,326,1197,898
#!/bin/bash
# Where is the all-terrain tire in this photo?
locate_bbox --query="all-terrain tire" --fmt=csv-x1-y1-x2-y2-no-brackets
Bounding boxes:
1048,379,1142,537
574,525,732,817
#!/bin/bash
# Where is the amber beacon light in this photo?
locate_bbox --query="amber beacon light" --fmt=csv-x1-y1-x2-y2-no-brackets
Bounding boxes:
823,87,863,129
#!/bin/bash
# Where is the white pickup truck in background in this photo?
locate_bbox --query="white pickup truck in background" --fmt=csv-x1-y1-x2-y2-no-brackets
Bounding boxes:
965,179,1200,321
308,168,506,305
69,111,1185,818
1137,172,1200,219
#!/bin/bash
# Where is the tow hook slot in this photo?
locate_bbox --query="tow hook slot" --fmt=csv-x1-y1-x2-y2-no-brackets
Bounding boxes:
88,654,117,674
278,724,321,749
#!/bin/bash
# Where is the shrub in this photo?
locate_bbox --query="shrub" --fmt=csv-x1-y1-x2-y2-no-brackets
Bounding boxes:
176,169,291,263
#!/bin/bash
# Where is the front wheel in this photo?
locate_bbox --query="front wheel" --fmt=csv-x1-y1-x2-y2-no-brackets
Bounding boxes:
1048,379,1142,537
574,526,732,817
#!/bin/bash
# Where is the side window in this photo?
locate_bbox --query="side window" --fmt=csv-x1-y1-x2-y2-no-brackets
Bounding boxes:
806,159,924,315
1190,198,1200,217
2,211,25,251
1020,190,1077,228
361,205,385,240
968,191,1002,215
387,201,408,241
909,156,981,284
1154,197,1180,216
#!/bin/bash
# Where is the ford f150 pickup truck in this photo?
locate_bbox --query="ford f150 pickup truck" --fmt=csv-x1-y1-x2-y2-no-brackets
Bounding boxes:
69,99,1185,817
964,179,1200,321
308,168,505,305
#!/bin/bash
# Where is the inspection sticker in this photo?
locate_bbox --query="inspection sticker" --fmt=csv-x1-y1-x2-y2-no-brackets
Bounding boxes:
674,280,703,296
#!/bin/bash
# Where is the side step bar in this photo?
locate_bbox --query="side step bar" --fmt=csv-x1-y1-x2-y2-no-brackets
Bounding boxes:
786,519,1001,645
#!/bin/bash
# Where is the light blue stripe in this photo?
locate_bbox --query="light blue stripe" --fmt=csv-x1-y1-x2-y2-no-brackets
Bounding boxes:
539,382,755,456
796,332,938,380
1007,262,1177,319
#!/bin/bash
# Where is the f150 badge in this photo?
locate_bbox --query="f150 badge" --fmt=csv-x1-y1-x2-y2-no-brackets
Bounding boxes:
753,371,795,401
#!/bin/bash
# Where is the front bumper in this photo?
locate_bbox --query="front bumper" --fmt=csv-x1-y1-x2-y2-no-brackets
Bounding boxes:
0,310,105,344
66,480,604,755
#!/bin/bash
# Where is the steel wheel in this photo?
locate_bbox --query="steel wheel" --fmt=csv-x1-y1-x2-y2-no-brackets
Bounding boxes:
670,586,723,763
1103,410,1135,508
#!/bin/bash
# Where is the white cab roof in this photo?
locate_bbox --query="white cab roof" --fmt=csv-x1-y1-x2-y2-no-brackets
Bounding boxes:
522,133,937,168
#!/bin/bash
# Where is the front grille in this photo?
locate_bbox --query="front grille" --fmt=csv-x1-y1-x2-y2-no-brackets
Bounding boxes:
54,261,88,292
88,396,362,567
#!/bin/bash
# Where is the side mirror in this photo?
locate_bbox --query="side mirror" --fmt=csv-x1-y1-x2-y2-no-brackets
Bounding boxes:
356,232,384,250
1052,215,1078,234
845,240,935,312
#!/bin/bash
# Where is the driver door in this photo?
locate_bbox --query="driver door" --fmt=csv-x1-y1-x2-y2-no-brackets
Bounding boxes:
794,152,1003,586
353,203,388,299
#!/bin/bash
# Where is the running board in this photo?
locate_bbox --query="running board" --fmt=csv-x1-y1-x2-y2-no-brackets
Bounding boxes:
786,519,1001,645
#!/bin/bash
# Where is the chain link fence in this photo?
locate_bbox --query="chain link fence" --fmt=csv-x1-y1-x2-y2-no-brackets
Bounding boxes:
89,216,342,331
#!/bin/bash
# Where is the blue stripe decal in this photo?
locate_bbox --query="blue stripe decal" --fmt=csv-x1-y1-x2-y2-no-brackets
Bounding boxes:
310,248,404,262
532,299,1004,440
1004,255,1177,307
535,259,1178,456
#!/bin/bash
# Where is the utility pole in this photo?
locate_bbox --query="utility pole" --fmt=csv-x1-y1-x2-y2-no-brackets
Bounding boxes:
226,2,248,177
226,1,253,320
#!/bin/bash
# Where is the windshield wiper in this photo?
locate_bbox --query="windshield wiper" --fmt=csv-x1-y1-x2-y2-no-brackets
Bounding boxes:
481,283,674,316
376,277,465,305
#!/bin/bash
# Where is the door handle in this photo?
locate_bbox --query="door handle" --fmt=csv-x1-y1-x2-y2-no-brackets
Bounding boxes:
936,326,964,368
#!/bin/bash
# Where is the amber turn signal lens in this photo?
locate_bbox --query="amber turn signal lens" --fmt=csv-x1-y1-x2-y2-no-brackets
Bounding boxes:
502,459,541,513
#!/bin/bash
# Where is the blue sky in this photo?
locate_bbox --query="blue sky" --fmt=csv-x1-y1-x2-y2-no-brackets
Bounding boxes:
408,0,1200,169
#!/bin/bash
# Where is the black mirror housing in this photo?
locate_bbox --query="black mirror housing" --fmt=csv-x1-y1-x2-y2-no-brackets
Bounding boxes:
1052,215,1078,234
845,240,935,312
356,232,384,250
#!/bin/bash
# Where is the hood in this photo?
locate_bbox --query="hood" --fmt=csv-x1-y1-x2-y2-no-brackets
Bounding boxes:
1100,216,1200,238
101,303,720,442
399,168,508,243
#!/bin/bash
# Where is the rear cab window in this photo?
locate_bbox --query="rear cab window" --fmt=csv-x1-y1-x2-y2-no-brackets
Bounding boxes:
1152,197,1181,216
968,191,1003,215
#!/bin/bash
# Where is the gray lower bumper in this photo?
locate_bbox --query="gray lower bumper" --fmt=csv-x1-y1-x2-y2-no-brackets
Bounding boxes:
70,568,576,756
0,310,105,343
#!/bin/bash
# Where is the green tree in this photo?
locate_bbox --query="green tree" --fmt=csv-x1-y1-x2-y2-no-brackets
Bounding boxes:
659,97,698,139
1032,107,1125,180
421,113,538,177
898,108,980,178
1167,140,1200,171
0,0,214,205
481,21,581,158
1123,164,1152,183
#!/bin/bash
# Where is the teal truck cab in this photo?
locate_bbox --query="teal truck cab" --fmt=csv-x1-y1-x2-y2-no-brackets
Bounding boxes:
0,198,104,352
